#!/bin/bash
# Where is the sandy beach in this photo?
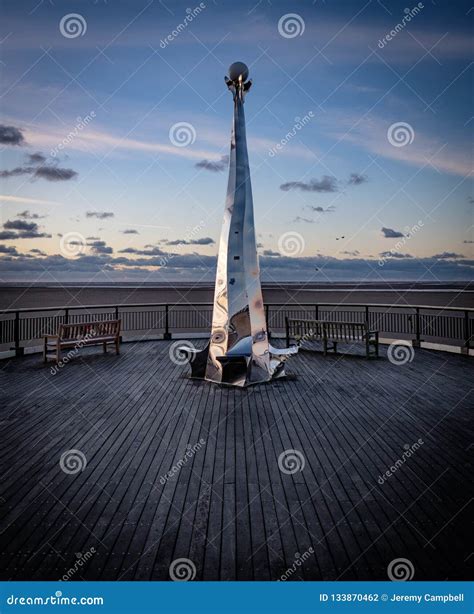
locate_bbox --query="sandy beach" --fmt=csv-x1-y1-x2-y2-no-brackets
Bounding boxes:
1,282,473,310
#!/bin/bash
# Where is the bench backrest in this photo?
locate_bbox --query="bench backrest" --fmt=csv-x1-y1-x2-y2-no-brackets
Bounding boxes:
287,318,372,342
323,320,367,341
58,320,121,341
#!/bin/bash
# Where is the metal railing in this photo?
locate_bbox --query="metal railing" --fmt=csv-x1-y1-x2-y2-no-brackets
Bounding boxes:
0,302,472,356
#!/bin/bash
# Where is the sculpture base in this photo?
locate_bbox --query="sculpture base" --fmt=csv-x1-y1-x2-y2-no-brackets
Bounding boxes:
179,342,298,388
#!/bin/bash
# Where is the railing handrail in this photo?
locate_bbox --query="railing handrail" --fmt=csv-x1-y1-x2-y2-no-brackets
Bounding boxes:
0,301,473,315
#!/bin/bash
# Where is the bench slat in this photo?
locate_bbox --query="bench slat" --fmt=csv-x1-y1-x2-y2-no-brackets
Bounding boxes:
285,318,379,359
44,320,121,364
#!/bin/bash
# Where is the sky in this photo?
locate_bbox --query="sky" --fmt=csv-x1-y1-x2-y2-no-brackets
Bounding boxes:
0,0,473,282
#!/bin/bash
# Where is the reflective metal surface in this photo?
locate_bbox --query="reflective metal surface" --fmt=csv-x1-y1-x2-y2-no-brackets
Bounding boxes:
184,62,297,387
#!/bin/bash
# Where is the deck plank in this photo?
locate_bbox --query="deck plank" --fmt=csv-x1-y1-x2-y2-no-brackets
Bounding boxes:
0,340,472,580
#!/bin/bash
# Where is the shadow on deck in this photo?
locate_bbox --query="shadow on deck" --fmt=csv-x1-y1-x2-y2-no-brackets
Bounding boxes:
0,340,472,581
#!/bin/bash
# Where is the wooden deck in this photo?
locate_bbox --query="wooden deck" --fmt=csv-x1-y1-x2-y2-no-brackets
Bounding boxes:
0,339,472,581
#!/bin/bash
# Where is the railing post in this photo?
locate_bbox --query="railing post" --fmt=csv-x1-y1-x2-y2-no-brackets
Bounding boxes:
462,310,470,355
64,308,69,324
265,304,271,339
365,305,369,326
114,307,123,343
13,311,24,357
285,317,290,348
164,304,171,340
315,304,319,321
413,307,421,347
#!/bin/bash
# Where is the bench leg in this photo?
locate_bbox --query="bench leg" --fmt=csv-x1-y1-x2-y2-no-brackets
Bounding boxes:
56,345,61,365
333,341,338,355
43,338,47,363
115,338,120,355
323,338,328,356
103,341,107,353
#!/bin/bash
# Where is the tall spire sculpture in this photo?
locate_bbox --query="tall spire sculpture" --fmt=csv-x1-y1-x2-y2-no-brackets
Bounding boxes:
181,62,297,387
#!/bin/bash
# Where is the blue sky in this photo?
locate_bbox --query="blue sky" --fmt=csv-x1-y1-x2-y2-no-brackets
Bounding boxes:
0,0,472,281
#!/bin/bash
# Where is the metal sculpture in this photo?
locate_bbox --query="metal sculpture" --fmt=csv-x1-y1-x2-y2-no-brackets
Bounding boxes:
181,62,297,386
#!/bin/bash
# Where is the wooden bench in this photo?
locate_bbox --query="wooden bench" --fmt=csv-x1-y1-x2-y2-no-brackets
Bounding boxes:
43,320,121,364
286,318,379,359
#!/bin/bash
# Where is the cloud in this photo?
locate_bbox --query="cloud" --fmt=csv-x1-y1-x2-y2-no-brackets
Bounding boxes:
0,164,78,181
27,152,47,165
341,250,360,256
86,211,114,219
263,249,281,257
121,229,139,234
0,125,25,146
0,245,18,255
1,219,51,239
118,246,166,256
293,216,315,224
307,205,335,213
30,248,46,255
432,252,464,259
25,124,221,162
164,237,215,246
381,227,405,238
280,175,338,193
0,194,62,206
463,240,474,244
0,231,18,240
18,210,46,219
348,173,368,185
2,251,472,282
35,166,77,181
195,154,229,172
0,166,34,178
326,112,472,178
379,251,413,259
4,219,37,232
88,240,113,254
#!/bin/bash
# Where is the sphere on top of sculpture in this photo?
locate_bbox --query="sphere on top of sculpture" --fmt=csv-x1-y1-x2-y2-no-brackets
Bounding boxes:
228,62,249,83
